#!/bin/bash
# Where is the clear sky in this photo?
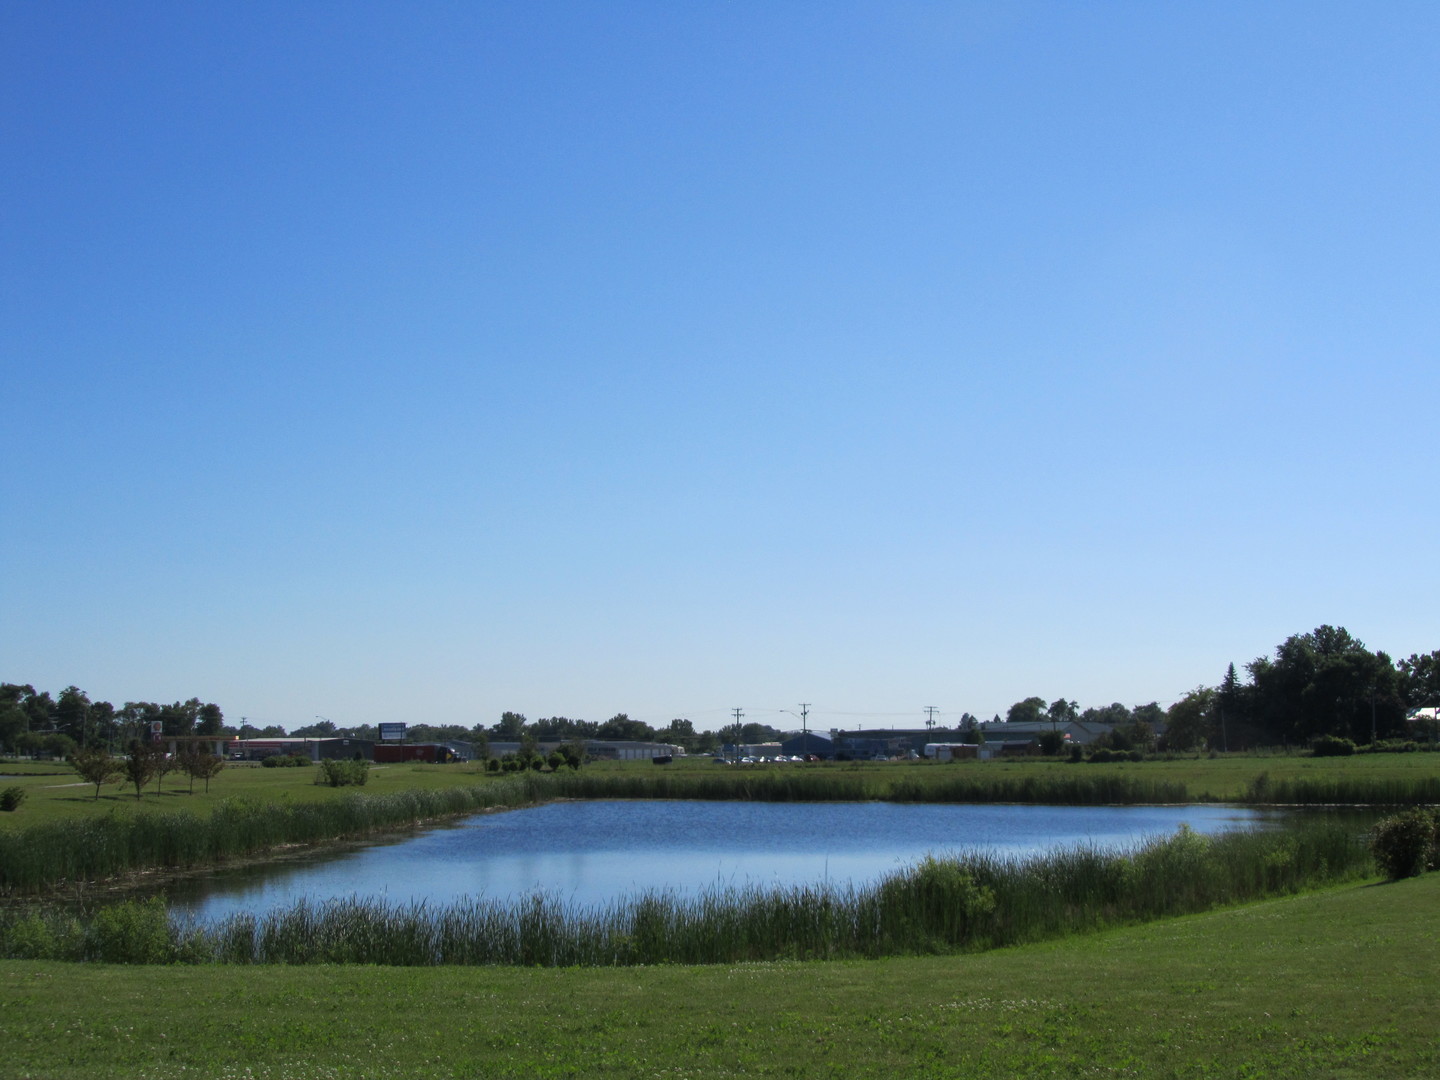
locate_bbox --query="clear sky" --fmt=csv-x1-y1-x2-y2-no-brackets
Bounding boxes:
3,2,1436,734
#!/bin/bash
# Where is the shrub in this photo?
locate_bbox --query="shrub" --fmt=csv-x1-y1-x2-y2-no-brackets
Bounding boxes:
1067,743,1084,763
1037,731,1066,756
1370,809,1438,880
85,898,175,963
315,759,370,788
1311,735,1356,757
0,786,26,811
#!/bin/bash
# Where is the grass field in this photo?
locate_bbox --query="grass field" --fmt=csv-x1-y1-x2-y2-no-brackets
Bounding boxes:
1,872,1435,1078
4,749,1439,833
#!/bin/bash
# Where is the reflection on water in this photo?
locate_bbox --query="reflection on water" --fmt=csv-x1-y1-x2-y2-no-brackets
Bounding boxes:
167,800,1278,922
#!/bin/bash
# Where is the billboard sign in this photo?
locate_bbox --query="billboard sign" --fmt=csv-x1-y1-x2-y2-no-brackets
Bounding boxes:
378,722,407,742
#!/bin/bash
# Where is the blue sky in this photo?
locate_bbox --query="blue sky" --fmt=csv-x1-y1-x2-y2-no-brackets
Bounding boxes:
3,2,1436,733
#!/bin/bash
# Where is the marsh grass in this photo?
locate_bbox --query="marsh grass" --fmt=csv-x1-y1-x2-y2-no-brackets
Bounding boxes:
0,820,1370,966
1244,772,1440,805
0,777,547,893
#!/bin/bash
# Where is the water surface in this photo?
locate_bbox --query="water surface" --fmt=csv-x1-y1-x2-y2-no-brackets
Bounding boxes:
168,800,1274,921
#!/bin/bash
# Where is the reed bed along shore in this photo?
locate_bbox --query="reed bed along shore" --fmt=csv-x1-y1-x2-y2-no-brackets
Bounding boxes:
2,766,1431,895
0,777,547,894
0,820,1370,966
1245,772,1440,806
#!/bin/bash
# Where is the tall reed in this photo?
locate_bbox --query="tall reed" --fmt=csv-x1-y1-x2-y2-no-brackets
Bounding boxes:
1243,773,1440,806
0,820,1371,966
0,777,547,894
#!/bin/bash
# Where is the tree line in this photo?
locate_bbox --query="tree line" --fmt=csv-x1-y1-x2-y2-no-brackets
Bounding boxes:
6,624,1434,759
996,625,1438,752
0,686,224,758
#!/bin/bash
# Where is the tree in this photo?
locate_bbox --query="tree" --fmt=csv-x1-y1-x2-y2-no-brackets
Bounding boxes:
518,733,540,765
0,690,27,753
1080,702,1133,727
1164,687,1214,751
737,722,782,744
177,744,225,794
70,745,122,799
492,712,527,739
1006,697,1047,725
1037,730,1067,756
290,719,337,737
1247,626,1405,745
598,713,658,742
54,686,91,746
1399,651,1440,710
196,703,224,736
88,701,118,750
662,718,696,751
122,740,164,800
1047,699,1078,729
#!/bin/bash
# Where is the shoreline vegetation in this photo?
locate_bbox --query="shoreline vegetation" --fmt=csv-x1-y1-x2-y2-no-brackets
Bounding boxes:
1,819,1370,966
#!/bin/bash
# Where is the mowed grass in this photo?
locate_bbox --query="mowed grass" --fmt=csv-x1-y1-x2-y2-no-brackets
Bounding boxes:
0,759,503,829
1,873,1435,1079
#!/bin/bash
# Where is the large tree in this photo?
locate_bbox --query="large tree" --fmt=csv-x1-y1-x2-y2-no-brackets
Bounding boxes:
1047,699,1079,728
1399,651,1440,710
1006,697,1048,725
597,713,658,742
492,712,527,739
1164,688,1214,752
1246,625,1405,744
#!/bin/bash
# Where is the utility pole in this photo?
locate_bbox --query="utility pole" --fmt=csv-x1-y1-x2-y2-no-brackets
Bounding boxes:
732,707,744,763
924,705,938,731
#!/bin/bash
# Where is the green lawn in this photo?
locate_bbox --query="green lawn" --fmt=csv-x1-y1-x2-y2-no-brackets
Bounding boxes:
1,873,1435,1078
0,759,502,829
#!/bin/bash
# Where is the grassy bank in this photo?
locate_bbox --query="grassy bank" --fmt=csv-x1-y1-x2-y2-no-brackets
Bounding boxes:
1,873,1435,1078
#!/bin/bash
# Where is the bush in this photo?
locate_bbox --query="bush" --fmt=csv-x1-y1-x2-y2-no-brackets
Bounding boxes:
0,786,25,811
1067,743,1084,763
1311,735,1356,757
1370,809,1438,880
261,753,312,768
85,898,175,963
315,759,370,787
1036,731,1066,756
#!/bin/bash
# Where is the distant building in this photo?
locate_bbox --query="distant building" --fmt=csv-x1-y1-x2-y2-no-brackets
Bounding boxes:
781,731,835,758
487,739,684,761
227,737,375,761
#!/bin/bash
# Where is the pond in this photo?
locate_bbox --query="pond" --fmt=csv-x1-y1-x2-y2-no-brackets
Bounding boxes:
167,800,1278,922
